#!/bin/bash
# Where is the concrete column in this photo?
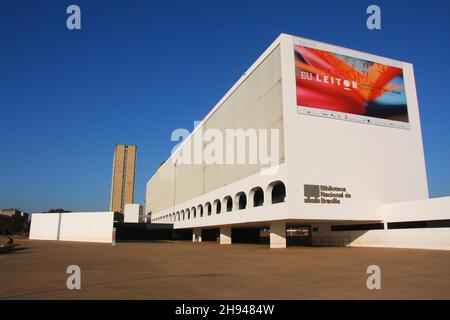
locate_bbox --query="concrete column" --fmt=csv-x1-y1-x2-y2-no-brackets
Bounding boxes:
270,221,286,248
192,228,202,242
219,226,232,245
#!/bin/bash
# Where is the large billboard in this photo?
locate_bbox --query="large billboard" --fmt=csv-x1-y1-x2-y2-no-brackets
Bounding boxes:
295,43,409,129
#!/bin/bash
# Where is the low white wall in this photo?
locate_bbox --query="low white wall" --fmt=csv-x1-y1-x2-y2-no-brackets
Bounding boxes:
312,223,450,251
310,196,450,251
30,212,114,243
29,213,61,240
59,212,114,243
344,228,450,251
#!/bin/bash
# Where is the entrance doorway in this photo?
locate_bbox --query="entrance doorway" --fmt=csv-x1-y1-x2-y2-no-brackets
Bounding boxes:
232,227,265,244
202,228,219,242
286,224,312,246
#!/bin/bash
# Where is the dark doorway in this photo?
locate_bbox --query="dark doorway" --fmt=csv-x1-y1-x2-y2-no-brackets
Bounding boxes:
202,228,219,242
286,224,312,246
114,223,192,241
232,228,263,244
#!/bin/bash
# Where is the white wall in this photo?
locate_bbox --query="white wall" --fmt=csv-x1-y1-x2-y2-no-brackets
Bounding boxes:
29,213,60,240
281,34,429,222
146,36,284,216
327,228,450,251
312,196,450,251
30,212,114,243
382,196,450,222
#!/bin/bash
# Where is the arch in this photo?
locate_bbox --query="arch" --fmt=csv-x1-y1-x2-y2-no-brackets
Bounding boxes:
267,181,286,204
198,204,204,218
186,208,190,220
235,192,247,210
181,210,185,220
250,187,264,207
213,199,221,214
177,211,180,221
223,196,233,212
205,202,212,216
191,207,196,219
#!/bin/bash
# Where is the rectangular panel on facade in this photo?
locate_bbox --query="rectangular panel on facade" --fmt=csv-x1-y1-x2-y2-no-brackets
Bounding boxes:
294,40,410,129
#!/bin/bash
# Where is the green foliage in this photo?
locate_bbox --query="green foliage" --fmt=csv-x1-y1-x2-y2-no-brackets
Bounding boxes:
0,213,29,235
47,208,71,213
114,212,124,222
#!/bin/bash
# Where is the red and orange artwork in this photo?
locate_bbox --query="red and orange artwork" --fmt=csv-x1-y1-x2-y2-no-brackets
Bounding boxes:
295,45,408,122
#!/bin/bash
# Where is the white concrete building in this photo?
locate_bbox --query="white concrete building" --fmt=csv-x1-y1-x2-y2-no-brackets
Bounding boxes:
146,34,450,250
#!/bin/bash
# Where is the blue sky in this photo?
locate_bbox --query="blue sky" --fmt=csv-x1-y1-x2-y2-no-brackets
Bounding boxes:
1,0,449,213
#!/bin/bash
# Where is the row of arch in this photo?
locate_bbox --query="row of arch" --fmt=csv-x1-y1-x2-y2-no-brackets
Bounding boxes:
152,180,286,223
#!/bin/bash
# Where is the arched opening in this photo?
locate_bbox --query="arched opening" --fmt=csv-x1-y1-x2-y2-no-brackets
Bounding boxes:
177,212,180,221
192,207,196,219
269,181,286,204
186,208,190,220
235,192,247,210
223,196,233,212
181,210,185,220
198,205,203,218
251,187,264,207
214,199,221,214
205,202,212,216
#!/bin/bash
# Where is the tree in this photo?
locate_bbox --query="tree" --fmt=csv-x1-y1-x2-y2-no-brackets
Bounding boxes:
47,208,72,213
0,213,29,235
114,212,124,223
